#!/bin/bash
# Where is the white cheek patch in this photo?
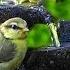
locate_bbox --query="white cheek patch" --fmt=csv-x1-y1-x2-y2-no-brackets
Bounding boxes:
10,28,19,33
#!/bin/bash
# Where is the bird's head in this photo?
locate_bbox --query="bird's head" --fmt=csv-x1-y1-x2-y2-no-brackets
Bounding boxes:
0,17,29,39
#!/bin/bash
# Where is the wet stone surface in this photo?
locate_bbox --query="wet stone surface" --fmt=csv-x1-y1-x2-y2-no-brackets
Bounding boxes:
18,46,70,70
0,5,53,28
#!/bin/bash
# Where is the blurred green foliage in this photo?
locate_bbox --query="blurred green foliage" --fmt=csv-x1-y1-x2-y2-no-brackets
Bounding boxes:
27,24,53,49
43,0,70,21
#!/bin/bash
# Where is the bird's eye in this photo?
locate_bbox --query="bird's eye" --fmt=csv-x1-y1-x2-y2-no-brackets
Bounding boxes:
6,25,22,30
11,25,19,29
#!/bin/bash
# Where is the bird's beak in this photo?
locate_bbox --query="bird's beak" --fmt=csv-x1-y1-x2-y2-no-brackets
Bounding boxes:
24,28,29,32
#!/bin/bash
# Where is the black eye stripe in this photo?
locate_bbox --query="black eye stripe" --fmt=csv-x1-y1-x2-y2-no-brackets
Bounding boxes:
5,25,22,30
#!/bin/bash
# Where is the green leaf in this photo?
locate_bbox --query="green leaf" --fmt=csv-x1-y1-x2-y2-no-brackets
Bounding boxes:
27,24,53,49
43,0,70,21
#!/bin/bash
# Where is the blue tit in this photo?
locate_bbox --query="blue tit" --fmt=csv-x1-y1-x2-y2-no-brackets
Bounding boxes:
0,17,29,70
16,0,42,7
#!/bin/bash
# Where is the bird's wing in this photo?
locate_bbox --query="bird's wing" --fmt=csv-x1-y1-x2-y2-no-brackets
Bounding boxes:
0,33,16,62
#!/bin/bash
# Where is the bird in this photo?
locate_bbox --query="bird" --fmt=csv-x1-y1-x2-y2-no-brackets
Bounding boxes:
16,0,42,7
0,17,29,70
0,0,42,6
